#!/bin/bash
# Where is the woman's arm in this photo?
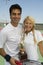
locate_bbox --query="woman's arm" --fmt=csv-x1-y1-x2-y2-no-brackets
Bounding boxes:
38,41,43,57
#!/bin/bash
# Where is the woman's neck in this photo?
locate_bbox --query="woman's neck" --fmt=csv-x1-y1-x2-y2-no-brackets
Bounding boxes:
25,28,34,35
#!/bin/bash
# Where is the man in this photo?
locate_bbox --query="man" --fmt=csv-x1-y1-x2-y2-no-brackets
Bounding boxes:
0,4,22,65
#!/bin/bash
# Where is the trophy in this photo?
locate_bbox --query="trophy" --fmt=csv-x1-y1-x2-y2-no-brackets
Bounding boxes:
18,40,27,61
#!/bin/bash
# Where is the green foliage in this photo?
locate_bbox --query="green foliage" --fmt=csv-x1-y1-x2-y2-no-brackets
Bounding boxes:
0,56,5,65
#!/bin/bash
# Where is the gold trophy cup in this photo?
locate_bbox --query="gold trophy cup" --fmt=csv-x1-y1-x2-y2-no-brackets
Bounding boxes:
18,41,27,61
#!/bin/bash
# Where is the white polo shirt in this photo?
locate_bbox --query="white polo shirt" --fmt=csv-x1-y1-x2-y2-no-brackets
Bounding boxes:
24,30,43,61
0,23,22,60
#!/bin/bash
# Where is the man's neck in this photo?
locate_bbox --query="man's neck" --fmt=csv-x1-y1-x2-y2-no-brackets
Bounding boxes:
11,21,18,27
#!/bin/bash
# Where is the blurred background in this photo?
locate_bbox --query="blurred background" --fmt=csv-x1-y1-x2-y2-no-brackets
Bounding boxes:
0,0,43,65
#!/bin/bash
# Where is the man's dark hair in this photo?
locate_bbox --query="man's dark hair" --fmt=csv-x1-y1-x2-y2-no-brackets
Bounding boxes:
9,4,22,15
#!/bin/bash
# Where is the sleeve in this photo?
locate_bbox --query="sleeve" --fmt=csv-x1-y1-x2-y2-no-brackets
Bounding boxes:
0,30,7,48
36,30,43,44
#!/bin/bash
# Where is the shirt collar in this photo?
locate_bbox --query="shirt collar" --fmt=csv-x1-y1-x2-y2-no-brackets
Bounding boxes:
9,23,18,30
25,31,33,36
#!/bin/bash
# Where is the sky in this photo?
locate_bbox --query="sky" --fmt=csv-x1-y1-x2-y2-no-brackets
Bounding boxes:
0,0,43,23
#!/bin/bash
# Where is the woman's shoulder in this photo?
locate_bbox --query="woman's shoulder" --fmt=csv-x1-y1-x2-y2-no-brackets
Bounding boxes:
35,30,42,35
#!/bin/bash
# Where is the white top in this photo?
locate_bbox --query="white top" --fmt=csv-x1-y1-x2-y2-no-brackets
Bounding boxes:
0,23,22,60
24,30,43,61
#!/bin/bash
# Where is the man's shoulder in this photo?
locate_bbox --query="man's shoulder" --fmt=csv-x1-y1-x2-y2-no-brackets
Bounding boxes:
18,23,22,30
1,23,10,33
18,23,22,27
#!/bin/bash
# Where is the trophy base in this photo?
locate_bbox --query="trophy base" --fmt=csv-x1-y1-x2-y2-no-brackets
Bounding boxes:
18,51,27,61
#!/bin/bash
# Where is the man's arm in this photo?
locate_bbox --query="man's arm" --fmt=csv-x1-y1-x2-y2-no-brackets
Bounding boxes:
0,48,22,65
0,48,6,56
0,31,16,65
0,48,16,65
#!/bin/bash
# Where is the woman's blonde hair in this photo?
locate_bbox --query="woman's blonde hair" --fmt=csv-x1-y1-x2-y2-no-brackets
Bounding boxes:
23,16,37,43
23,16,35,27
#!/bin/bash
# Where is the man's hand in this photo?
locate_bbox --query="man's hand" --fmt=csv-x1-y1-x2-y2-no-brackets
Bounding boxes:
10,57,16,65
10,57,22,65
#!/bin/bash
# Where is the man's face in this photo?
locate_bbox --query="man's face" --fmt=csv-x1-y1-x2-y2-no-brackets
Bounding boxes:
10,9,21,24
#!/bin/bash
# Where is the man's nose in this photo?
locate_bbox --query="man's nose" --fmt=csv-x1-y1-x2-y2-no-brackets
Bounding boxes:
15,14,19,18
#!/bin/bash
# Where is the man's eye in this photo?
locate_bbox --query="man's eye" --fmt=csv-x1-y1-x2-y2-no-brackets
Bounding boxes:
12,13,21,15
18,13,21,15
13,13,16,15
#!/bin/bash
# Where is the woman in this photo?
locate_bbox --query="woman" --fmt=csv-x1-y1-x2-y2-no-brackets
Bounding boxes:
22,16,43,64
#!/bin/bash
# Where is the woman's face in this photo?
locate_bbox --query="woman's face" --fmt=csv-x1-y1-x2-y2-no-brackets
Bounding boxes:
24,19,34,33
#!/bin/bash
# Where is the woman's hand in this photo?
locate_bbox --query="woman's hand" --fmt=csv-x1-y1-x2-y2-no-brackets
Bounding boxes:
20,48,25,52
